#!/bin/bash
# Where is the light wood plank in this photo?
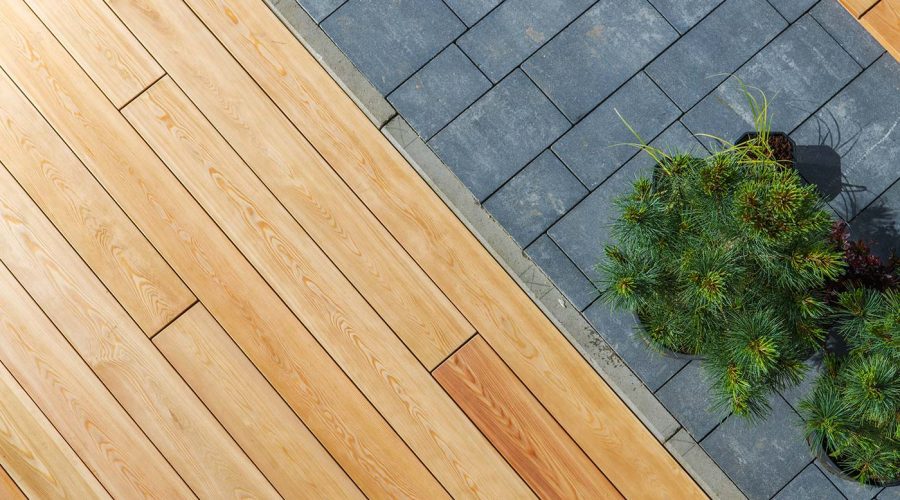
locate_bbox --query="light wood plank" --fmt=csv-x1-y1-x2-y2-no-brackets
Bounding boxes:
0,359,110,499
125,76,532,499
862,0,900,60
840,0,880,17
101,0,474,370
0,3,444,497
181,1,705,497
435,336,621,499
0,263,192,499
0,69,194,337
0,154,277,498
155,304,363,499
0,464,25,500
21,0,162,107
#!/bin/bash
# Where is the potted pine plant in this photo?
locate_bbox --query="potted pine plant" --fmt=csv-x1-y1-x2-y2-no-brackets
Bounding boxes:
599,106,844,417
801,287,899,486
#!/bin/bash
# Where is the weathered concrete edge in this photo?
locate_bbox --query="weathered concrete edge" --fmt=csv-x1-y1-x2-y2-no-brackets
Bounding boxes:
265,1,742,497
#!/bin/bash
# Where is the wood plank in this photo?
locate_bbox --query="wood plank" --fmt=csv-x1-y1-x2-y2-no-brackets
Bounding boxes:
182,1,705,497
435,336,621,499
0,465,25,500
20,0,162,107
0,154,277,498
0,3,445,497
0,359,110,499
840,0,880,17
0,69,194,337
154,304,363,499
100,0,474,370
861,0,900,60
0,263,192,499
125,76,532,499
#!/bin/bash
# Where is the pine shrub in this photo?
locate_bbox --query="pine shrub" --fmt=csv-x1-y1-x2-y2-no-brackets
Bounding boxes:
801,288,899,485
599,142,844,417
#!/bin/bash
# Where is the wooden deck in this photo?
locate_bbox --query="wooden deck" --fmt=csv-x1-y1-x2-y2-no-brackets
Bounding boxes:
841,0,900,60
0,0,704,497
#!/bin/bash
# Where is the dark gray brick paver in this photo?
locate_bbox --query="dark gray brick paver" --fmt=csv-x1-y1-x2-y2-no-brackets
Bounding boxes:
387,44,491,139
811,0,885,68
322,0,464,94
773,464,844,500
656,360,729,441
552,73,680,189
525,235,596,311
484,151,587,247
442,0,501,26
584,300,688,391
779,356,824,414
821,464,885,500
551,121,703,277
522,0,677,121
880,486,899,499
792,55,900,221
768,0,818,22
683,15,860,151
296,0,346,22
457,0,595,82
429,70,569,201
647,0,723,34
646,0,786,111
701,394,811,500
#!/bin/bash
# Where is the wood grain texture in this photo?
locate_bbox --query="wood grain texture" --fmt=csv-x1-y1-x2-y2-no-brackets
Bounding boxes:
0,464,25,500
0,3,443,497
0,155,277,498
184,1,704,497
21,0,162,107
435,336,621,500
861,0,900,60
0,262,191,499
0,359,110,499
103,0,474,370
125,77,532,499
840,0,880,17
155,304,363,499
0,69,194,337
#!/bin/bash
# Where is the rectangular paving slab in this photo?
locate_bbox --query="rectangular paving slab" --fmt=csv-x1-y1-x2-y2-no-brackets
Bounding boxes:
701,394,811,500
767,0,818,22
647,0,724,34
584,300,689,391
655,360,729,442
429,69,569,201
322,0,464,94
552,72,680,189
792,55,900,221
683,15,860,150
525,234,597,311
442,0,502,26
296,0,346,22
646,0,786,111
773,464,844,500
522,0,678,121
457,0,595,82
387,44,491,139
484,150,587,247
811,0,886,68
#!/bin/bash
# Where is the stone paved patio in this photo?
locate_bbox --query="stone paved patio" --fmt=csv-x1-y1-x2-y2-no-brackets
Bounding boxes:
290,0,899,498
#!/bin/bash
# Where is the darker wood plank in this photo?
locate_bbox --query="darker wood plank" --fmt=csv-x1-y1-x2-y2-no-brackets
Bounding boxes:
435,336,622,499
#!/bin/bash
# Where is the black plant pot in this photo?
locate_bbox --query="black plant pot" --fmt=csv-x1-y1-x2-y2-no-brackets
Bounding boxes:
811,438,900,488
735,131,796,167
